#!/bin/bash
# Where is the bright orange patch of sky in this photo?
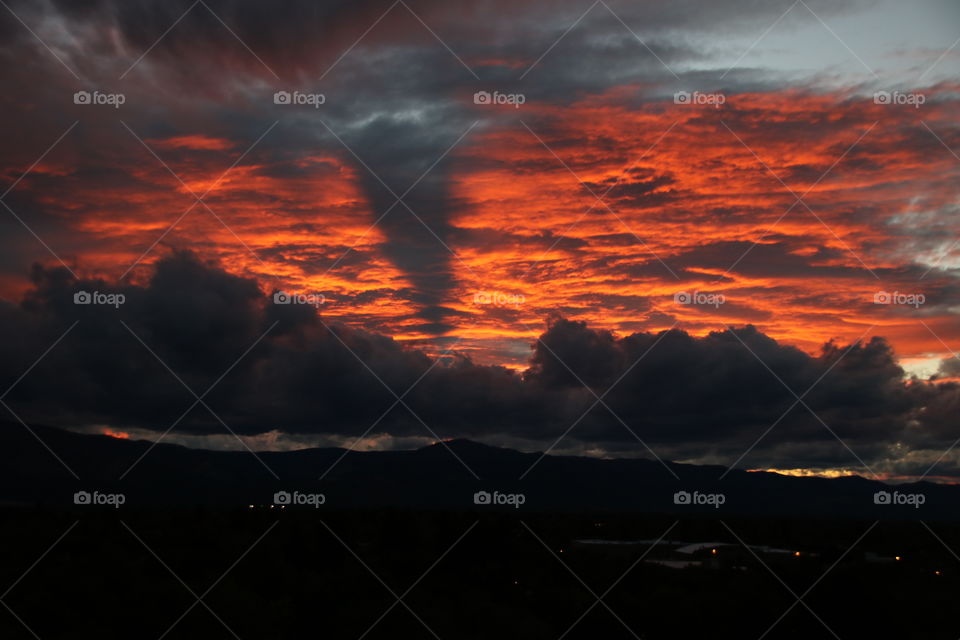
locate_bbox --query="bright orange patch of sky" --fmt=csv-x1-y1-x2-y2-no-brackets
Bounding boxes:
2,88,958,375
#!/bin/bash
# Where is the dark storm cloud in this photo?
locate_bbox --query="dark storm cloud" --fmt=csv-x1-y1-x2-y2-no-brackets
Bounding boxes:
525,315,960,471
0,252,550,438
2,253,958,473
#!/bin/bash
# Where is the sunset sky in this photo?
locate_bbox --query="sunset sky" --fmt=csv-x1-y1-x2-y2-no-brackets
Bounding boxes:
1,0,959,479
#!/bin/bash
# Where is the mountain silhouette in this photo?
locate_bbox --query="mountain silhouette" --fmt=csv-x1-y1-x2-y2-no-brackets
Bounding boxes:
1,422,953,519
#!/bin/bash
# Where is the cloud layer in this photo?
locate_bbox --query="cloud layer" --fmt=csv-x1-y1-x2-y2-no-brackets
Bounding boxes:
3,252,959,478
0,0,957,366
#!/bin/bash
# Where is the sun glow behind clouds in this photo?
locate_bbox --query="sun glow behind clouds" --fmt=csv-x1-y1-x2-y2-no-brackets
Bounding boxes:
748,467,859,479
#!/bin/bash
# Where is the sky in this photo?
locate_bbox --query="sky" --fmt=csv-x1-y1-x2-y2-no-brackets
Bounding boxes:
0,0,958,480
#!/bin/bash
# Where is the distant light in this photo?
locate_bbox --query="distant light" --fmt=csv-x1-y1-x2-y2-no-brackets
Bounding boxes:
895,556,901,561
935,570,942,576
248,505,254,509
559,549,564,553
794,551,801,557
711,549,717,555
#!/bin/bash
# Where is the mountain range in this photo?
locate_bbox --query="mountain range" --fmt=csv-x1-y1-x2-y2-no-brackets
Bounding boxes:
1,422,955,520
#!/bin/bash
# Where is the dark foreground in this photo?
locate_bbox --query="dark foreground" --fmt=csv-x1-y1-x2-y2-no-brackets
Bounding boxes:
1,509,957,639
